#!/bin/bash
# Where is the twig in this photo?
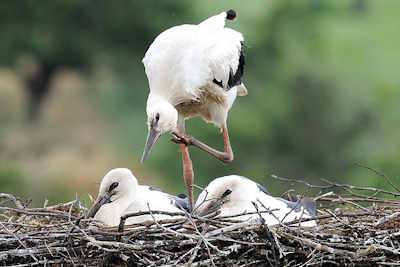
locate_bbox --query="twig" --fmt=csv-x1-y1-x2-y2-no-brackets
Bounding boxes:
375,212,400,227
0,221,39,263
320,178,400,198
316,197,400,205
0,193,24,209
355,163,400,193
279,232,356,257
117,210,185,236
204,219,259,238
336,195,371,212
270,174,331,189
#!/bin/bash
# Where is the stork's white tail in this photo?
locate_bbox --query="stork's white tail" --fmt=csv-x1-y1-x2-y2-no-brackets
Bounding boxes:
199,9,237,29
237,83,248,96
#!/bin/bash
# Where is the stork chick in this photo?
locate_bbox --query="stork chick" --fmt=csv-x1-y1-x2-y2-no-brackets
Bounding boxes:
194,175,317,227
88,168,188,226
141,9,247,211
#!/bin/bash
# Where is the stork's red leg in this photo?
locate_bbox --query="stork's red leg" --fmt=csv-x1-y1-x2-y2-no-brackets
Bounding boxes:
172,124,234,164
175,116,194,212
181,143,194,212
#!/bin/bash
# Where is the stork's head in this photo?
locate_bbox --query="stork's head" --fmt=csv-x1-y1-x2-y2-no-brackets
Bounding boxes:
195,175,254,217
142,97,178,162
88,168,138,218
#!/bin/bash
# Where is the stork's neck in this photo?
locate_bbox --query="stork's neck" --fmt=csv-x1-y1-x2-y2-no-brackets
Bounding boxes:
115,177,137,212
147,93,170,104
114,193,134,211
146,93,175,112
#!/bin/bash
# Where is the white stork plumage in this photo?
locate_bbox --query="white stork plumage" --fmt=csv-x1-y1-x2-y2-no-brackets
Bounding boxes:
88,168,188,226
141,10,247,211
194,175,317,227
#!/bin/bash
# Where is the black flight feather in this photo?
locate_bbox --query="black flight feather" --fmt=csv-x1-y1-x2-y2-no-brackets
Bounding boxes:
227,42,245,89
213,42,245,90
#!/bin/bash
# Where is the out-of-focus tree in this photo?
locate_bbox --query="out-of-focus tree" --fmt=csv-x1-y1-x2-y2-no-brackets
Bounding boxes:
0,0,187,121
246,1,372,180
1,0,400,203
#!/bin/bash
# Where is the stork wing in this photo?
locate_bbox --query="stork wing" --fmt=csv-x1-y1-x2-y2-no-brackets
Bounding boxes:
168,193,190,212
142,14,246,104
275,197,317,217
204,28,245,91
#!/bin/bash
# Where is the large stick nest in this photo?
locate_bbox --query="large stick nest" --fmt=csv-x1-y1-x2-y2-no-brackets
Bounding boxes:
1,173,400,266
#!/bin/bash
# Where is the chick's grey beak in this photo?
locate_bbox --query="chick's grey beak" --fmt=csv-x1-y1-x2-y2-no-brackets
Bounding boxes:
196,202,215,217
196,190,232,217
87,194,112,218
141,127,161,162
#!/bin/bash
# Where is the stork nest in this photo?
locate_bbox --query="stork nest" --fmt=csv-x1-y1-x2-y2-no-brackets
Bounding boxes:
1,173,400,266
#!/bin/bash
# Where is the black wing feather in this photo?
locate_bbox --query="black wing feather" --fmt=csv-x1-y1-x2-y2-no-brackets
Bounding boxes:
256,183,270,195
213,42,245,89
276,197,316,217
212,78,223,88
168,194,190,212
227,42,245,89
148,186,163,192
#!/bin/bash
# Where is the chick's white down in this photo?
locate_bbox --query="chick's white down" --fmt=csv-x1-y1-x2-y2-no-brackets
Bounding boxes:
90,168,185,227
195,175,316,227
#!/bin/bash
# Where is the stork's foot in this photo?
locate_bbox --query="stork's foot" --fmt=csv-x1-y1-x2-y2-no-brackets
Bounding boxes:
171,132,234,163
171,133,193,146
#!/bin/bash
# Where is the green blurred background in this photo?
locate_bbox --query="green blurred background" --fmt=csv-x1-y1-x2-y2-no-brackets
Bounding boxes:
0,0,399,207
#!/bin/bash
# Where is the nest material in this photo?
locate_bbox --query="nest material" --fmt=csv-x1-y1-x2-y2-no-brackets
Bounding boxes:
1,177,400,267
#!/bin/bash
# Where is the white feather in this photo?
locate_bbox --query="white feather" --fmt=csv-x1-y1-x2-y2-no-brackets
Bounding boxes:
195,175,316,227
198,11,228,29
92,168,183,226
143,10,245,130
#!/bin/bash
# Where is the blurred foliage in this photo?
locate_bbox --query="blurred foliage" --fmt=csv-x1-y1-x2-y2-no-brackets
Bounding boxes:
0,0,188,67
0,0,400,205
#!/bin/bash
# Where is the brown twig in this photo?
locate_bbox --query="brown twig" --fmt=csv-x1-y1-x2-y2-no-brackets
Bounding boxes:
0,193,24,209
355,163,400,193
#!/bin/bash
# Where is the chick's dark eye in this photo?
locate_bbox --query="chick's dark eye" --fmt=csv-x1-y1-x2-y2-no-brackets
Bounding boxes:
108,182,119,192
222,189,232,198
155,113,160,122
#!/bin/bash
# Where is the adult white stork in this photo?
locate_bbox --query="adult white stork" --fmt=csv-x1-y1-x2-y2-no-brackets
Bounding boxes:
141,10,247,212
88,168,188,226
194,175,317,227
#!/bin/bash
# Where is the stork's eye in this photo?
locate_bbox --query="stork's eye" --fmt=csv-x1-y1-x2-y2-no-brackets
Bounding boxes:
155,113,160,122
108,182,119,192
222,189,232,198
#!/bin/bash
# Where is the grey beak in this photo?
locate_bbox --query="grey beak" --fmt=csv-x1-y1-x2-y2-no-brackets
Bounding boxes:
196,189,232,217
87,193,112,218
196,202,216,217
141,127,161,163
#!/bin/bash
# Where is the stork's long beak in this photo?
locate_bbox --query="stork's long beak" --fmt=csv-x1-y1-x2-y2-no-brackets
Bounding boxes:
87,193,112,218
141,127,161,162
196,189,232,217
196,202,216,217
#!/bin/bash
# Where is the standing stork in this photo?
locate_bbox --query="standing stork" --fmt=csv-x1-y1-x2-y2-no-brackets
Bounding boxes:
141,10,247,211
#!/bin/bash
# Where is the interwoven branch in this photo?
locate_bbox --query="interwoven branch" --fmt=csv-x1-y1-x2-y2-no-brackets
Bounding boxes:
1,178,400,266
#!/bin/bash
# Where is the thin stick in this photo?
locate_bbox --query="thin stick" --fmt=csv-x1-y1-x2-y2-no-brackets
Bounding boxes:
355,163,400,193
0,193,24,209
320,178,400,198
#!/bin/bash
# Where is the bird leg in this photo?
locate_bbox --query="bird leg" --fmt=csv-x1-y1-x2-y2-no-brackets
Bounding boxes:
181,142,194,212
175,116,194,212
171,124,234,164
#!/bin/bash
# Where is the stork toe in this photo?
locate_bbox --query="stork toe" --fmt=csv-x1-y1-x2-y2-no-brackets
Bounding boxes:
170,133,193,146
